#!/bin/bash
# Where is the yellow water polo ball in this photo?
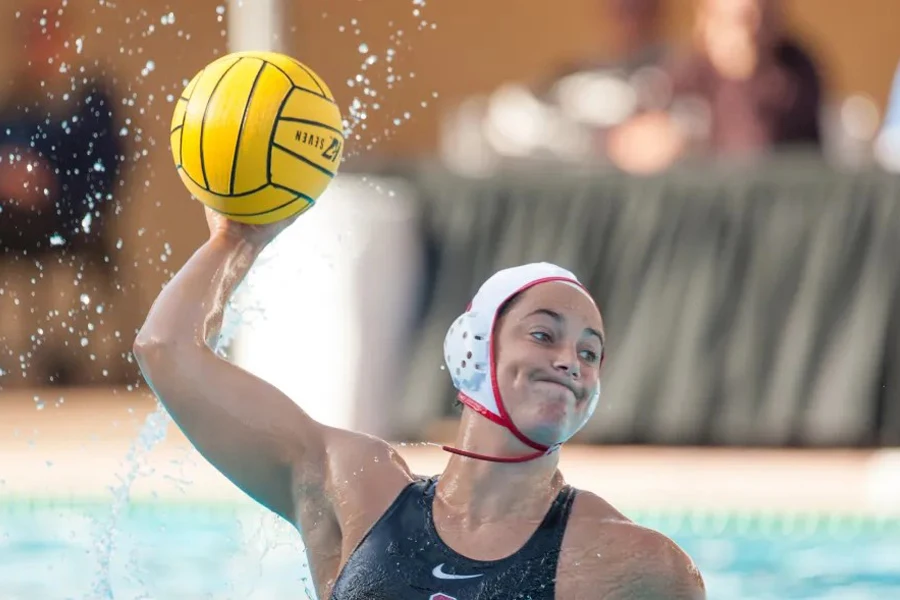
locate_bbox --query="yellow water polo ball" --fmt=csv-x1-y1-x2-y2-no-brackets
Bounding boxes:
170,51,344,224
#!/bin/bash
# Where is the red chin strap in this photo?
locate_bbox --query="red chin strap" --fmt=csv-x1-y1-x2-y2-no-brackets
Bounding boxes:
440,393,559,464
440,445,550,464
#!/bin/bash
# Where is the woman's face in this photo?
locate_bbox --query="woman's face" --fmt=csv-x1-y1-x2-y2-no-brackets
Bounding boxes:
493,282,605,447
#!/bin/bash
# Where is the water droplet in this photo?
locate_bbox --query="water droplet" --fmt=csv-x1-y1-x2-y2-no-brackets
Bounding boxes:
80,293,91,306
215,5,225,15
358,43,369,54
141,60,156,77
49,234,66,246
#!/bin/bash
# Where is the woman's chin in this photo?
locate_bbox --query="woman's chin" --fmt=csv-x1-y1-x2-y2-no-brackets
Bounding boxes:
518,412,570,447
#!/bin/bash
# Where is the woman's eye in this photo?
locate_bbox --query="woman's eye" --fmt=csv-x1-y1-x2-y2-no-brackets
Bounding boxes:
530,331,551,342
580,349,599,363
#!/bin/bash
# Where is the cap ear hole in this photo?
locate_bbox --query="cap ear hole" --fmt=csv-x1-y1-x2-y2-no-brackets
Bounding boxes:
474,335,484,341
466,351,472,359
474,363,486,371
462,331,468,339
461,360,467,368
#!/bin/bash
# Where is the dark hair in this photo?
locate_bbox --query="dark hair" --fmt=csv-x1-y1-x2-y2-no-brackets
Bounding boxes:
497,291,523,319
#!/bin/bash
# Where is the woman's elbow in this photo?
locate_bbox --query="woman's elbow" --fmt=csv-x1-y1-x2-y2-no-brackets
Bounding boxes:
133,329,198,375
133,331,171,375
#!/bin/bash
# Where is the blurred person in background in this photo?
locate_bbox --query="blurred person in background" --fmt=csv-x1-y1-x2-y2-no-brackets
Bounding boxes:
607,0,824,173
0,2,123,387
541,0,676,159
547,0,667,84
875,60,900,171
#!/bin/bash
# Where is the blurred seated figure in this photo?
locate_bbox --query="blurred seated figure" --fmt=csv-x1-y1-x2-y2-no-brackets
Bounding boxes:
439,0,670,173
0,3,124,389
0,3,121,256
543,0,674,157
608,0,824,173
544,0,668,99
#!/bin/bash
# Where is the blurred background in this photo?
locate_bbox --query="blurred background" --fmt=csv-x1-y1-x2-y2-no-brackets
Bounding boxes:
2,0,900,598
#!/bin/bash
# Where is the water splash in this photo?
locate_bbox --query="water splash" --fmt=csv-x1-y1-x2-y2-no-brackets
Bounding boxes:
0,1,433,595
331,1,440,157
90,404,171,599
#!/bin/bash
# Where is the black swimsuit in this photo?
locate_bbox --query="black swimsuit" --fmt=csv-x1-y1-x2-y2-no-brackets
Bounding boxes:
330,476,577,600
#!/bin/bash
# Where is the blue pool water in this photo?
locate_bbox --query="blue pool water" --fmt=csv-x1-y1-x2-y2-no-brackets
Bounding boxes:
1,501,899,599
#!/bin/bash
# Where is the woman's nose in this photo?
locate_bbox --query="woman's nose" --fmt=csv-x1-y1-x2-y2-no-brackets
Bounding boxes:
552,350,580,379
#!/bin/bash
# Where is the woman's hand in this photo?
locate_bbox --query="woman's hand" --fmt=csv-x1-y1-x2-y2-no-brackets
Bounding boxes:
204,206,300,249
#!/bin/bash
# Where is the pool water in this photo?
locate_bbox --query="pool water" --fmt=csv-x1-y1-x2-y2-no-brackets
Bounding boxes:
1,501,899,599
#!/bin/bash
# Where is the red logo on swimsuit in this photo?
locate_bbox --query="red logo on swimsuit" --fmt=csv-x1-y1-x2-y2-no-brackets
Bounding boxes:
429,594,457,600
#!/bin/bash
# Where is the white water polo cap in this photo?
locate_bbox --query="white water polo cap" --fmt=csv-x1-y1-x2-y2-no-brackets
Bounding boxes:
442,263,603,463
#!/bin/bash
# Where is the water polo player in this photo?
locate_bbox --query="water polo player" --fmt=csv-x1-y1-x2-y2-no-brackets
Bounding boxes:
134,209,705,599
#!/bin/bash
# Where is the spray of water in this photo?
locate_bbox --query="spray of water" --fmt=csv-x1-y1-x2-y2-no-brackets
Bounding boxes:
331,1,439,158
1,1,441,596
89,405,170,599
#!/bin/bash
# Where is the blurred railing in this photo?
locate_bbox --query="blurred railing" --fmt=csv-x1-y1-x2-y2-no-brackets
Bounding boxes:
390,156,900,447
